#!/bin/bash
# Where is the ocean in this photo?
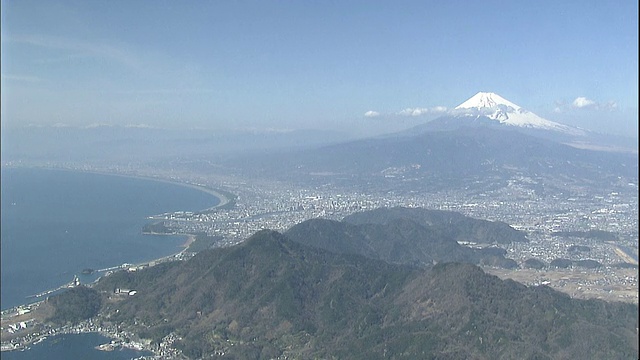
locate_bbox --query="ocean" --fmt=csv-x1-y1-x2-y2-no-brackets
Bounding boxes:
1,167,220,358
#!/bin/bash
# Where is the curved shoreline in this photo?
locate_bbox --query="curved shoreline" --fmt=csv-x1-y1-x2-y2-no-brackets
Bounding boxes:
1,165,234,311
1,167,231,355
99,172,231,211
62,167,231,210
3,165,231,211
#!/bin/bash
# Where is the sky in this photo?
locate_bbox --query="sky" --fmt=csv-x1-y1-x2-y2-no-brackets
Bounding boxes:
1,1,638,137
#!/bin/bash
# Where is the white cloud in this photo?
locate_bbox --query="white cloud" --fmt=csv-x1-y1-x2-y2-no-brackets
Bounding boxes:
555,97,619,113
572,97,596,108
363,105,448,119
398,106,448,116
398,108,429,116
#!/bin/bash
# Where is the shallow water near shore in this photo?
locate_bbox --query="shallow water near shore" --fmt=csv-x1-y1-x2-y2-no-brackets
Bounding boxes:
1,167,219,310
1,333,152,360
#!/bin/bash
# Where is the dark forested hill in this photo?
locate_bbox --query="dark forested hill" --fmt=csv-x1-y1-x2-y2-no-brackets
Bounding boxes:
284,217,517,269
93,229,639,359
285,207,526,269
343,207,527,244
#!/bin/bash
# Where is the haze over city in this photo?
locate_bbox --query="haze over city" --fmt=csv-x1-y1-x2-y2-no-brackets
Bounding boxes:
1,0,638,137
1,2,639,359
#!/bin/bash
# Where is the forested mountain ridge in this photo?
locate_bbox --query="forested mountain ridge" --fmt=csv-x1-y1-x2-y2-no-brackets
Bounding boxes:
342,207,527,244
285,207,526,269
285,219,514,268
88,228,639,359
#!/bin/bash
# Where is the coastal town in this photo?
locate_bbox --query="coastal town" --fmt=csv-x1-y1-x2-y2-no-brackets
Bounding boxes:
1,300,185,358
1,165,638,357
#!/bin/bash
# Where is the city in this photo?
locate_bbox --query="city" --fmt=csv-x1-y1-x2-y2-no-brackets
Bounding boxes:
59,164,640,302
1,162,638,356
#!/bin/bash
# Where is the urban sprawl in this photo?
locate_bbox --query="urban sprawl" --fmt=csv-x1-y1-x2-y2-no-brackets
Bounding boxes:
2,164,638,357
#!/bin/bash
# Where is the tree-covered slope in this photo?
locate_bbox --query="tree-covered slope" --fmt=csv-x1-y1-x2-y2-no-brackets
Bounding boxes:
94,230,638,359
343,207,527,244
284,207,525,269
285,217,517,268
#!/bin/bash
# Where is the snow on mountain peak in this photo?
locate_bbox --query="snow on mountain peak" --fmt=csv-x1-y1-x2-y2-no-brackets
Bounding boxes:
453,92,584,135
455,92,521,111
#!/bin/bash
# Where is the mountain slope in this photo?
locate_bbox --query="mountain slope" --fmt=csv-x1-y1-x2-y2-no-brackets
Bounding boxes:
400,92,637,153
218,93,636,193
285,217,505,267
93,229,639,359
342,207,527,244
453,92,583,135
285,207,525,268
238,126,637,190
96,230,417,358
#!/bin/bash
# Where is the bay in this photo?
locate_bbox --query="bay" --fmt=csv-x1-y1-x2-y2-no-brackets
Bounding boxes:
1,167,219,310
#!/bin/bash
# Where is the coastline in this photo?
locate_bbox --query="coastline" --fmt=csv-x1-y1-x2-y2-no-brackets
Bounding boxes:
1,166,234,356
1,233,199,354
1,164,231,211
181,234,196,248
2,165,229,294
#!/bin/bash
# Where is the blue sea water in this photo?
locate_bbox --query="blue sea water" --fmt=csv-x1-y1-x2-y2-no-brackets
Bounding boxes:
1,167,219,309
1,167,220,359
1,333,152,360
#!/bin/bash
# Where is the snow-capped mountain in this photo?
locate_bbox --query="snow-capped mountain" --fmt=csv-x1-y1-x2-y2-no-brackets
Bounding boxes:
453,92,585,135
396,91,635,154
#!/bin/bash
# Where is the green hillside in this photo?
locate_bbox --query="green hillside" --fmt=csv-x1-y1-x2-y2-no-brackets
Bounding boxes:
90,229,638,359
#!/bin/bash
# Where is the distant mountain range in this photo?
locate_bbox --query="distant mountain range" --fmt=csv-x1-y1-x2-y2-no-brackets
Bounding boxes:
220,92,636,192
4,92,636,197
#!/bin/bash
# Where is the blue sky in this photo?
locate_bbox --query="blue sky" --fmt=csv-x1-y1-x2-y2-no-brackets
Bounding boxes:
1,1,638,136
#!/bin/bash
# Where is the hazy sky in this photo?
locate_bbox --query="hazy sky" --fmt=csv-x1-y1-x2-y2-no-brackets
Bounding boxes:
1,1,638,136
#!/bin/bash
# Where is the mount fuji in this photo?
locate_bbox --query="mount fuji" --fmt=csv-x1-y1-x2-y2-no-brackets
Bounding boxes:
229,91,637,192
399,92,640,153
452,92,585,135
